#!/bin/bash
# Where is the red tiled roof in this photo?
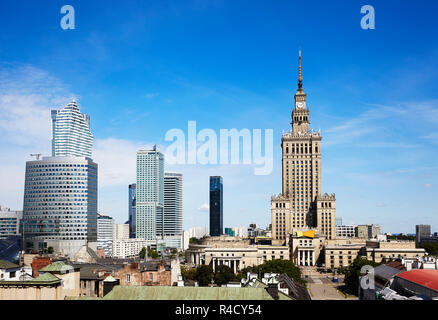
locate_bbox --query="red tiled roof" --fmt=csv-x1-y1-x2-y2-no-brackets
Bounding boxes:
396,269,438,292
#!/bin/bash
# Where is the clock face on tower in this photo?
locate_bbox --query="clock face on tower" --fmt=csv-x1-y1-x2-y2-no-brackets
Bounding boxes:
296,102,304,109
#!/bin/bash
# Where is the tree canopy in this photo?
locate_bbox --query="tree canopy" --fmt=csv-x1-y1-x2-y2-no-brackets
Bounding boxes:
139,247,146,259
344,258,380,295
148,248,159,259
418,242,438,256
195,265,214,286
214,265,235,286
239,259,304,284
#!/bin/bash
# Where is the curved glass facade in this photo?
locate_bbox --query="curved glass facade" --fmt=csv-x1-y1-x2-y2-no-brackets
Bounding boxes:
23,156,98,256
51,100,94,157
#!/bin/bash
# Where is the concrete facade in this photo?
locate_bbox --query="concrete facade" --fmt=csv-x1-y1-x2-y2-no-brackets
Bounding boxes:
271,52,335,245
186,236,289,273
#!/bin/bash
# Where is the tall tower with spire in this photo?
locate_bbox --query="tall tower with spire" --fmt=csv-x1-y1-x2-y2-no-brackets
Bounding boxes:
292,51,310,135
271,51,336,247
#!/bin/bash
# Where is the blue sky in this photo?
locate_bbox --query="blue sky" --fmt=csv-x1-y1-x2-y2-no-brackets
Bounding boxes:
0,0,437,233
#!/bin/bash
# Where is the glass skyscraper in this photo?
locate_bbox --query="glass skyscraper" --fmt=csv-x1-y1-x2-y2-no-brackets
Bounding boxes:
161,172,183,249
209,176,223,236
51,100,94,157
128,183,136,238
23,156,98,257
136,148,164,241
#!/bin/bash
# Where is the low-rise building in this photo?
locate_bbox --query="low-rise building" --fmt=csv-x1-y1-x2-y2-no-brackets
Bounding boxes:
335,225,357,238
0,260,25,281
324,240,425,269
0,260,80,300
0,273,64,300
66,285,293,300
324,244,363,269
186,236,289,272
363,240,425,263
289,230,325,267
112,238,153,259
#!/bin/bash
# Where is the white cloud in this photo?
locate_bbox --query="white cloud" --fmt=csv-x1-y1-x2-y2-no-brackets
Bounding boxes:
0,65,74,210
197,203,209,212
144,93,159,99
424,183,432,188
93,138,153,187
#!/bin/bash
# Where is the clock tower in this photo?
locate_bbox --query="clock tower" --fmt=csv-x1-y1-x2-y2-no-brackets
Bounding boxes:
292,50,310,135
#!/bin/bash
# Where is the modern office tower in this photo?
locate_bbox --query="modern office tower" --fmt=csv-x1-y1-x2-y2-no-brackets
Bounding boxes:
416,225,431,243
209,176,223,236
128,183,136,238
136,147,164,241
23,156,98,257
0,206,22,240
271,51,336,244
97,213,114,257
51,100,94,157
160,172,183,249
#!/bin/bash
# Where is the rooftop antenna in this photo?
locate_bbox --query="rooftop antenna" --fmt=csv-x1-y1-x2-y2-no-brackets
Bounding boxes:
30,153,42,160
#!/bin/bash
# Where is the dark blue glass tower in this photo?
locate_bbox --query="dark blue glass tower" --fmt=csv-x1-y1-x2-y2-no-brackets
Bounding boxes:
128,183,136,238
209,176,223,236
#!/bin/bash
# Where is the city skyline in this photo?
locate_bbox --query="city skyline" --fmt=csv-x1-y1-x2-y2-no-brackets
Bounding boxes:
0,1,438,234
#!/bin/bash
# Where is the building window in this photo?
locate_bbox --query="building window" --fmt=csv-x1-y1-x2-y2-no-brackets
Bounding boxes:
9,271,16,278
127,274,130,283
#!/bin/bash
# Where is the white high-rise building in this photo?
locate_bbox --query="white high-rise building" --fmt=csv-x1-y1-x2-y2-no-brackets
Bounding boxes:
113,223,129,241
23,156,98,257
136,148,164,240
188,226,209,239
51,100,94,157
97,213,114,257
160,172,183,249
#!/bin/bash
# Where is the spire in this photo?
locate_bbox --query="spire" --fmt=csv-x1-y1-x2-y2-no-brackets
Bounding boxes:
298,50,303,93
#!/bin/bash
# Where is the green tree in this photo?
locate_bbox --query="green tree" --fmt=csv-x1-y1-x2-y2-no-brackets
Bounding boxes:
418,242,438,256
47,247,54,254
189,237,200,244
195,265,213,286
344,258,380,295
234,272,247,282
181,265,196,280
147,248,159,259
139,247,147,259
214,265,235,286
261,259,304,284
387,234,415,241
239,259,304,284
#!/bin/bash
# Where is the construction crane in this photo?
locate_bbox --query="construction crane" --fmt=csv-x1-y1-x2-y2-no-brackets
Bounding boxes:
30,153,42,160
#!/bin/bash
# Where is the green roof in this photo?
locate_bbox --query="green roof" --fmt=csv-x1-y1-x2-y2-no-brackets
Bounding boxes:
0,272,61,286
0,260,20,269
103,275,117,282
39,261,74,273
31,273,61,284
67,286,292,300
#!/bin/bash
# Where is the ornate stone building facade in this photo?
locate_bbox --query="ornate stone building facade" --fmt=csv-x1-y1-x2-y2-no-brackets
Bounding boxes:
272,52,336,245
